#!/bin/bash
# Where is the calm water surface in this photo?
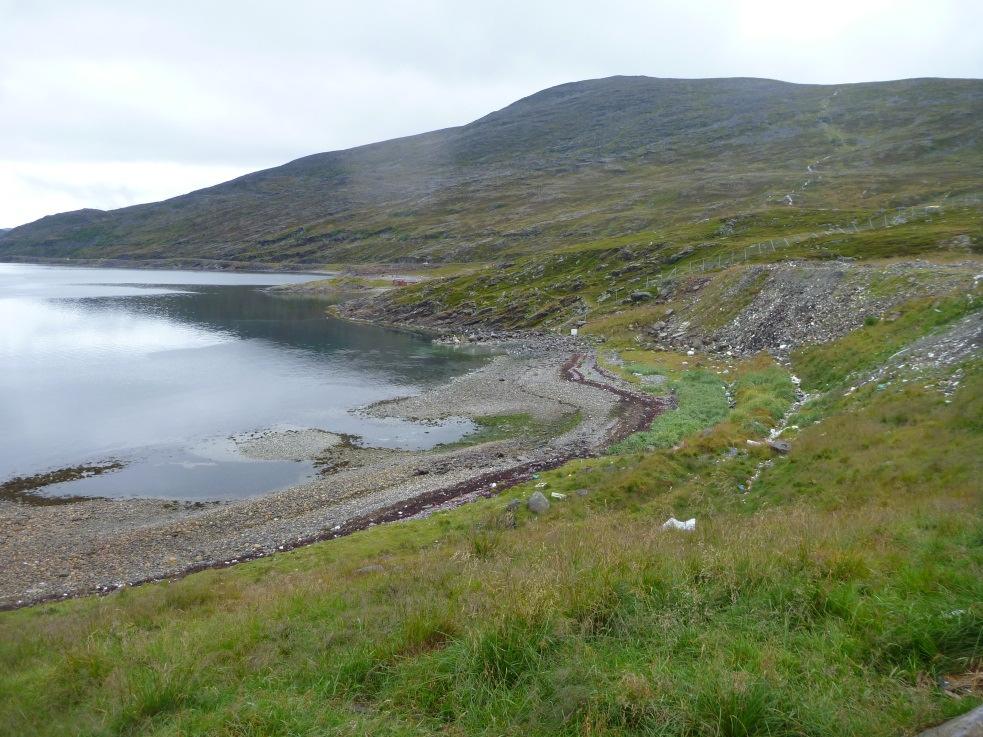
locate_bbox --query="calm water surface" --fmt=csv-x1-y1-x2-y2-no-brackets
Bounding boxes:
0,264,486,500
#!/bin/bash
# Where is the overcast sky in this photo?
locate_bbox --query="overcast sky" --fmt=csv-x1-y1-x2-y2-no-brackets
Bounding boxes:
1,0,981,228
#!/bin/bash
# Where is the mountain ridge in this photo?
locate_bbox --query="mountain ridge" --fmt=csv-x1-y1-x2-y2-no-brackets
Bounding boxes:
1,75,980,265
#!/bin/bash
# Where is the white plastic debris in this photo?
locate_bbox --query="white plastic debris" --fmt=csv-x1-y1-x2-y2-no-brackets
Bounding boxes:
534,481,548,488
550,492,567,499
661,517,696,531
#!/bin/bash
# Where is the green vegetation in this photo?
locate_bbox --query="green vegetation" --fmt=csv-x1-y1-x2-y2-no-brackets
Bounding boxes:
329,276,394,289
365,206,980,331
729,361,798,436
1,74,982,736
437,411,581,449
1,77,980,267
610,369,730,452
3,302,980,735
268,275,396,303
793,291,981,390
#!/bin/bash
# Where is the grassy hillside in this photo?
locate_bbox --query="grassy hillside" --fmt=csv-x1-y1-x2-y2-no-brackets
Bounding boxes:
341,203,981,330
2,73,981,735
1,272,980,736
0,76,980,266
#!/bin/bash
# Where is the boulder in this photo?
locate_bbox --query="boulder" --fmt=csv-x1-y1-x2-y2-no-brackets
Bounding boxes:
666,247,695,264
767,439,791,454
527,491,550,514
916,704,983,736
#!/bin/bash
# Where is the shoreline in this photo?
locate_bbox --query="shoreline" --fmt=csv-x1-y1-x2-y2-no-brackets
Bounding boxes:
0,256,335,274
0,342,670,610
0,256,447,277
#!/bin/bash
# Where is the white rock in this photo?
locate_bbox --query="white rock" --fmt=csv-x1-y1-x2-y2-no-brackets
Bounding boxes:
662,517,696,531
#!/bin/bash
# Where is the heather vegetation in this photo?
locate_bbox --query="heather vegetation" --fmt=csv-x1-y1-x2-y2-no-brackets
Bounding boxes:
353,205,981,331
0,77,980,266
1,285,979,736
1,74,981,736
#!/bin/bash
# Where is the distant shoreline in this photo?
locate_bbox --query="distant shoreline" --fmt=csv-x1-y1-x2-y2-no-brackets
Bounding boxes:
0,256,335,276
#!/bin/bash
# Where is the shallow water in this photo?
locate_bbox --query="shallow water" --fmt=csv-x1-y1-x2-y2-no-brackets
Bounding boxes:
0,263,485,500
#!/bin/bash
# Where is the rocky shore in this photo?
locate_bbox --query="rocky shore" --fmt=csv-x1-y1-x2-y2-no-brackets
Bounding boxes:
0,342,669,609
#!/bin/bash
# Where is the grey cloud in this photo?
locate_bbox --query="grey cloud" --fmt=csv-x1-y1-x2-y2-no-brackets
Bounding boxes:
0,0,980,226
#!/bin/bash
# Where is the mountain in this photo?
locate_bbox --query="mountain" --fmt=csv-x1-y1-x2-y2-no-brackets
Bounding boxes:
1,76,981,266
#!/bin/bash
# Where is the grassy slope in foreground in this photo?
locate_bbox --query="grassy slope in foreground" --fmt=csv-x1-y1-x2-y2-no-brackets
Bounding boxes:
0,296,980,736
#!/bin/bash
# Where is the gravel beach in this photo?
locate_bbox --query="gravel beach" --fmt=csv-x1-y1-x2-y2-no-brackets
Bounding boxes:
0,341,667,609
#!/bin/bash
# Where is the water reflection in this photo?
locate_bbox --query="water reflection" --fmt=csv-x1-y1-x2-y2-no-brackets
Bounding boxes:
0,263,486,500
112,285,482,386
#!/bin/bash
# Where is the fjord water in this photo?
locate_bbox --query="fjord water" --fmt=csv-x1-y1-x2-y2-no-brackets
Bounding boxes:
0,263,484,500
